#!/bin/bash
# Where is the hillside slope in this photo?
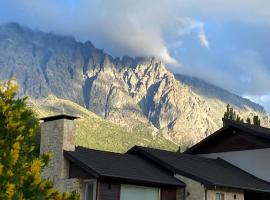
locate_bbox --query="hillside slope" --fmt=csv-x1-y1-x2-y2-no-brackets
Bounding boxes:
29,95,178,152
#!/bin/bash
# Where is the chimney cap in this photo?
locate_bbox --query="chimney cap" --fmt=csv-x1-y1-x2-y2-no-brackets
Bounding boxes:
40,114,80,122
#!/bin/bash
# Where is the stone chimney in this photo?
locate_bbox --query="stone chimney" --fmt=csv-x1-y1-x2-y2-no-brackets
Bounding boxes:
40,114,79,182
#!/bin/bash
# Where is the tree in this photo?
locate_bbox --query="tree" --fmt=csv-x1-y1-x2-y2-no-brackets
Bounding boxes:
223,105,261,127
253,116,261,126
0,80,79,200
176,146,182,153
223,104,230,120
236,115,241,122
224,104,239,121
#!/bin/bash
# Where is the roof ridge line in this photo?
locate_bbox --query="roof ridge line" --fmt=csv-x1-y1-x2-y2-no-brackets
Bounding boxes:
76,145,124,155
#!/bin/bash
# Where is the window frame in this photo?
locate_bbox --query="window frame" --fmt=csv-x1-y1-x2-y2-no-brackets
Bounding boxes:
84,180,97,200
216,192,225,200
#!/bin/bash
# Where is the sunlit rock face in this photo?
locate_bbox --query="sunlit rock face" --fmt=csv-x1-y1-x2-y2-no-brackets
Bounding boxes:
0,23,269,147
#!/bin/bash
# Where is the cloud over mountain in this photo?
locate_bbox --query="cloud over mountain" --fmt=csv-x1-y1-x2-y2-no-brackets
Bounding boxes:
0,0,270,112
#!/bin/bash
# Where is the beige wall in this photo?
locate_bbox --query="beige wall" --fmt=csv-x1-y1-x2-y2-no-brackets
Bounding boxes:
176,187,185,200
207,188,244,200
175,174,206,200
175,174,245,200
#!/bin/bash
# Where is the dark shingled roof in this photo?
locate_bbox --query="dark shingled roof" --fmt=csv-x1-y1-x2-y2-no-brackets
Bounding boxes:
128,146,270,193
223,119,270,139
40,114,79,122
64,146,184,187
185,119,270,154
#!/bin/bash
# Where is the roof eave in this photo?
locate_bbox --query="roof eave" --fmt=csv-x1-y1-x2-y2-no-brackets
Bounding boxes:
63,151,100,178
210,183,270,194
99,175,185,187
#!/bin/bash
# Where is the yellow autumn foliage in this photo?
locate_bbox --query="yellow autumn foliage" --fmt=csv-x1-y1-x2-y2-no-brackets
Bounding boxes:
0,79,79,200
6,183,15,199
0,164,3,176
11,142,20,165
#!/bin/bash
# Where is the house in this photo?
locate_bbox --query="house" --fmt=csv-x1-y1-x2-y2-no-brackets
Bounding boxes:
184,118,270,200
40,114,184,200
40,115,270,200
185,119,270,182
128,146,270,200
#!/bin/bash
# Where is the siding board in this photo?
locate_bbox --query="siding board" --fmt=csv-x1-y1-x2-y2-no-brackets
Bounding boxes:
69,162,95,179
161,188,177,200
98,181,120,200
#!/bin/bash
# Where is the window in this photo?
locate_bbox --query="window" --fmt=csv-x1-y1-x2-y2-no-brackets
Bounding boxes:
120,184,160,200
85,181,96,200
216,193,224,200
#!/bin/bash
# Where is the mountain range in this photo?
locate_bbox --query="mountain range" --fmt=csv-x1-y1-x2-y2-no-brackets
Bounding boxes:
0,22,269,149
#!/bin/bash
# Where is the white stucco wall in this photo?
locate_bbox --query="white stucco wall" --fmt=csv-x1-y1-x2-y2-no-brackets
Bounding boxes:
199,148,270,182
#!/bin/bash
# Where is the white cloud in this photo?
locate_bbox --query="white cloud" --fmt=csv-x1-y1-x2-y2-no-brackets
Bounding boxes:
198,30,209,48
245,94,270,114
2,0,270,64
232,50,270,94
176,0,270,26
2,0,179,64
1,0,270,107
175,17,204,36
0,1,212,65
169,17,209,49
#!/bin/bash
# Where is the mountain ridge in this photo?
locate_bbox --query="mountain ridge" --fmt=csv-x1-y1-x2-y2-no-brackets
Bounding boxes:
174,73,265,113
0,22,269,147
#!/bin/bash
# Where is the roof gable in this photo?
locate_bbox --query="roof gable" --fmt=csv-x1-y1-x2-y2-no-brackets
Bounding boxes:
185,119,270,154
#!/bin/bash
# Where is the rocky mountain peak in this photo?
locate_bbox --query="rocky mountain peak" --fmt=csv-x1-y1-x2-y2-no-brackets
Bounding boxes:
0,23,269,148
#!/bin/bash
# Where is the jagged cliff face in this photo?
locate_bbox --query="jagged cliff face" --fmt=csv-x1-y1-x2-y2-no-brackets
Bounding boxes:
0,23,269,147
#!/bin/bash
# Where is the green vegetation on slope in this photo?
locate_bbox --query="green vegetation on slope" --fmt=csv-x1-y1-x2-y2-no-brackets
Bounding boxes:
29,95,178,153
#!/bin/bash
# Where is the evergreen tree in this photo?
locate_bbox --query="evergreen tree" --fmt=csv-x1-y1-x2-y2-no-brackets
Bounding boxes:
236,115,241,122
224,104,239,121
232,110,236,121
0,80,79,200
223,105,261,127
177,146,182,153
253,116,261,126
223,104,247,123
223,104,230,119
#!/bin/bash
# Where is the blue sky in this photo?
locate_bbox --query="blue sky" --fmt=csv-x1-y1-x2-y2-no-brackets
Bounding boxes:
0,0,270,113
